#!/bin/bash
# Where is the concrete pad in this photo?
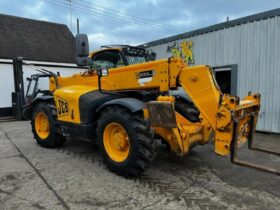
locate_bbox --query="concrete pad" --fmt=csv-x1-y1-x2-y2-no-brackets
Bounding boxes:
0,131,19,158
0,156,63,210
0,121,279,209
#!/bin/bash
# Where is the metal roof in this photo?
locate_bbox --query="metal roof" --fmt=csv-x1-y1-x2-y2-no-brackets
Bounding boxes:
144,8,280,47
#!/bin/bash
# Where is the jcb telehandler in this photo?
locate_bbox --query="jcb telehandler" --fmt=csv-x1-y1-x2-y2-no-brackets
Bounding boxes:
23,34,278,177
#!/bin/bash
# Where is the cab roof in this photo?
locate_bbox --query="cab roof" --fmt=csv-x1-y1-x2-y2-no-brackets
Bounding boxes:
89,47,121,58
89,45,147,58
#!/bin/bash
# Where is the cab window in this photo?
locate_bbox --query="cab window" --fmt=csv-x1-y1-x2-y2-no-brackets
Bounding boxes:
92,50,125,69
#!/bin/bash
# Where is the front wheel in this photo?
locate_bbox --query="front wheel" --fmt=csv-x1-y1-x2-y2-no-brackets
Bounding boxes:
97,106,157,177
31,102,65,148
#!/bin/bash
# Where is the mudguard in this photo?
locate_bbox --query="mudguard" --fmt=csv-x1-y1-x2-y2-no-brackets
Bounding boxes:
96,98,145,114
22,95,54,120
79,89,146,124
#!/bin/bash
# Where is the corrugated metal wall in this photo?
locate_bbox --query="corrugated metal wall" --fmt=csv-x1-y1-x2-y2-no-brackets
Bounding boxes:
147,16,280,133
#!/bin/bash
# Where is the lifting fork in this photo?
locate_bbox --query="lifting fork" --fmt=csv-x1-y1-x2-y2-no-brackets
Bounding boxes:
231,112,280,175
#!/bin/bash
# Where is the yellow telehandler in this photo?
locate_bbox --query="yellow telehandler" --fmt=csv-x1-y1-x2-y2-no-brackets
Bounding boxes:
22,34,278,177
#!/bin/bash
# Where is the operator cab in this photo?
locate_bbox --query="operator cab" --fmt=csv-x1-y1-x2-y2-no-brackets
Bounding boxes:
91,49,125,69
90,45,156,69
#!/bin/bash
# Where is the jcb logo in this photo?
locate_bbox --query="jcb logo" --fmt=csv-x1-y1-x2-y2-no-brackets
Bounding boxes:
57,98,69,116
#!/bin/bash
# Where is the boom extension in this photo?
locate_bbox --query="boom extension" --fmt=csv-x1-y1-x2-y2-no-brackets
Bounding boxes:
147,62,279,175
145,62,261,158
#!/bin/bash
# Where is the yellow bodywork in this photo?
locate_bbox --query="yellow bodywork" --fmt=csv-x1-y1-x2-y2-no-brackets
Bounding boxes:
49,56,260,157
53,85,97,123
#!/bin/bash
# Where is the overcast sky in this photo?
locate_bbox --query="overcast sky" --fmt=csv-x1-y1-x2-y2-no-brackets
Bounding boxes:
0,0,280,49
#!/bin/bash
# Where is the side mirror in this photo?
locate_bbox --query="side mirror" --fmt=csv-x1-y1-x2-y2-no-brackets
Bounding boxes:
147,51,156,61
75,34,93,66
76,34,89,57
26,77,31,81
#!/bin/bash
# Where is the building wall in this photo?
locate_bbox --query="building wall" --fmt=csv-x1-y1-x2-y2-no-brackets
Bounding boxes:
147,16,280,133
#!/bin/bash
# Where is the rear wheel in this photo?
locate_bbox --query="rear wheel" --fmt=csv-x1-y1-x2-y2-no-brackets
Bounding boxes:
97,106,156,177
175,99,200,123
31,102,65,148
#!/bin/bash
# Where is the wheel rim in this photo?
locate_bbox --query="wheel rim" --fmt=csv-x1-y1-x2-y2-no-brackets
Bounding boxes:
35,112,50,139
103,122,130,162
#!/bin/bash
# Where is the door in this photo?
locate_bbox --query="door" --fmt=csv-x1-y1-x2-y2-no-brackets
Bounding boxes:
213,64,237,95
0,61,14,117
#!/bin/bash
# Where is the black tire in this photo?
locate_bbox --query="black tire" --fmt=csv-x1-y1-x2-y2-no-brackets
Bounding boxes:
97,106,156,177
175,99,200,123
31,102,65,148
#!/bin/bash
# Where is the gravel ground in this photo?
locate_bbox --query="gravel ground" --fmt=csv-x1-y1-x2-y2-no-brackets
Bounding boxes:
0,120,279,210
